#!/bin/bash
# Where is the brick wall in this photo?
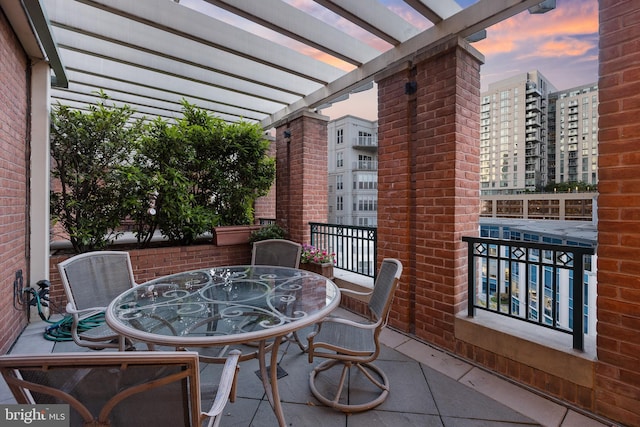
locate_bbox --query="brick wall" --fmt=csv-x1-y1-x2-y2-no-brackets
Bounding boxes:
48,244,252,312
596,0,640,424
0,11,30,354
377,39,481,349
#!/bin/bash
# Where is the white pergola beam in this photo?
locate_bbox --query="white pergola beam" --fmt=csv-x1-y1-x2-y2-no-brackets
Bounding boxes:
57,71,267,121
48,7,323,97
402,0,462,23
74,0,344,83
54,31,304,106
313,0,420,45
204,0,382,66
58,49,286,117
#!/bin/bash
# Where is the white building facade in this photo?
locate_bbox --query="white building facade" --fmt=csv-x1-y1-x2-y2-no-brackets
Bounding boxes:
327,115,378,226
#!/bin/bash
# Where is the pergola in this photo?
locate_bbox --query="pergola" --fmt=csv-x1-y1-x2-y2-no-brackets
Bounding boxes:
31,0,554,129
2,0,557,292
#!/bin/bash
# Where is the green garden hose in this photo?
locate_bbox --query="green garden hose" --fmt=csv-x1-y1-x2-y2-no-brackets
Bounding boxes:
44,313,107,342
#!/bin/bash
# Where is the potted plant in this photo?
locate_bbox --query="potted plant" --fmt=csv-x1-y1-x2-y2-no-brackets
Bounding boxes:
299,244,336,279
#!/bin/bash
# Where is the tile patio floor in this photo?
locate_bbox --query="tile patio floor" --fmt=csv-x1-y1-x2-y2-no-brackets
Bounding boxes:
1,309,617,427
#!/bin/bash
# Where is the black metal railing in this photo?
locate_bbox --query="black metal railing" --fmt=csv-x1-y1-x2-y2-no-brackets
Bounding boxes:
462,236,596,350
309,222,377,278
257,218,276,225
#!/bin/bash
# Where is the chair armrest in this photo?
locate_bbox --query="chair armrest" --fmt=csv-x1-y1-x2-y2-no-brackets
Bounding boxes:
308,316,379,341
65,303,106,317
201,350,241,421
339,287,373,297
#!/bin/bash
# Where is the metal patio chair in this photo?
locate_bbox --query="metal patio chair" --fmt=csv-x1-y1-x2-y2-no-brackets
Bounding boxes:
306,258,403,413
57,251,138,350
0,350,240,427
251,239,302,268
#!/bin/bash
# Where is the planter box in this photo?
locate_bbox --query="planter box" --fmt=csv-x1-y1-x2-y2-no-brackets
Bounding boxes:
213,225,262,246
300,262,334,279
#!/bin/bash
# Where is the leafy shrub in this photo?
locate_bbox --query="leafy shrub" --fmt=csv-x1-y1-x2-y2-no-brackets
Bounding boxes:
50,96,276,251
50,92,145,253
248,223,287,244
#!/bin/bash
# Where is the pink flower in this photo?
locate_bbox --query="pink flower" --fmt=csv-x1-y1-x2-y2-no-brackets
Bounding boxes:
301,244,335,264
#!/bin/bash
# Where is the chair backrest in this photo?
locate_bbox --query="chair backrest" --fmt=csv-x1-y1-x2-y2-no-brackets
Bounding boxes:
368,258,403,322
251,239,302,268
58,251,137,311
0,351,202,427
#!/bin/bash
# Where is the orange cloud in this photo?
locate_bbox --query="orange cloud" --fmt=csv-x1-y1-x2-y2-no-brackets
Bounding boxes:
524,37,594,59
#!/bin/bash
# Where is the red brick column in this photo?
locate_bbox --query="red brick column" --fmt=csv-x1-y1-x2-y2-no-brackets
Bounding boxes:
377,38,482,350
275,111,329,245
596,1,640,424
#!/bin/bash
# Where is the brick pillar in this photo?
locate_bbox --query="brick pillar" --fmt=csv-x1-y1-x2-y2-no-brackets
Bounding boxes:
275,111,329,245
596,1,640,425
377,37,482,350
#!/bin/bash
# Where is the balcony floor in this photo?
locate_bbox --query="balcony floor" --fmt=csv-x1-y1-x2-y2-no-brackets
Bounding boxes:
2,309,611,427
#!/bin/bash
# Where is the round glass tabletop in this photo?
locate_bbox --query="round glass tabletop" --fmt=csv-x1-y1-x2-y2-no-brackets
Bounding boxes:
106,265,340,347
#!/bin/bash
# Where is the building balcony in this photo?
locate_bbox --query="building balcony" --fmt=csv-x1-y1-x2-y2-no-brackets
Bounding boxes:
352,137,378,150
352,160,378,170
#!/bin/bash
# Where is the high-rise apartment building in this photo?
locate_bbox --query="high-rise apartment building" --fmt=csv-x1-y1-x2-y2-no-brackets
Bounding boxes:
481,71,599,195
327,72,598,223
547,84,599,185
480,70,557,194
327,115,378,226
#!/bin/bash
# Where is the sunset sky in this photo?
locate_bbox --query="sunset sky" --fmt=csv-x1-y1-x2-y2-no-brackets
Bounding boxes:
182,0,599,121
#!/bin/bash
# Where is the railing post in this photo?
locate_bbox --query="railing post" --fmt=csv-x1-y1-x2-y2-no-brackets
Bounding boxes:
465,237,475,317
572,253,585,351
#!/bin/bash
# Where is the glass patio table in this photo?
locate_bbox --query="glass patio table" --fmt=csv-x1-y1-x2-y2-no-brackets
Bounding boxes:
106,265,341,427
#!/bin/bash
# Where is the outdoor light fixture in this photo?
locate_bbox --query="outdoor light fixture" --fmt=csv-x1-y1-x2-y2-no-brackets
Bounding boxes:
283,130,291,139
405,81,417,95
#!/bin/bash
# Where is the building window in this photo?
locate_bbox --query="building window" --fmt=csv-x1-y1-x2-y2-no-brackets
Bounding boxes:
337,128,344,144
336,196,343,211
357,154,374,170
358,131,373,146
355,196,377,212
336,174,343,190
336,152,343,168
354,173,377,190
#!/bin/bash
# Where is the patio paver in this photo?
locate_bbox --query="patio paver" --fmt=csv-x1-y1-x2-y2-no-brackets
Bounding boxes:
2,310,615,427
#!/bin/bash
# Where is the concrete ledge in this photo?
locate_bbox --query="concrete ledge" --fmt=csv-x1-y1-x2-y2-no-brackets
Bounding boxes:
332,269,374,315
455,310,596,388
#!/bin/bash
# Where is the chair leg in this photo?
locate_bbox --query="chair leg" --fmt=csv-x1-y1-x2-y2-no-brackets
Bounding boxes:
309,360,390,413
289,331,309,352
